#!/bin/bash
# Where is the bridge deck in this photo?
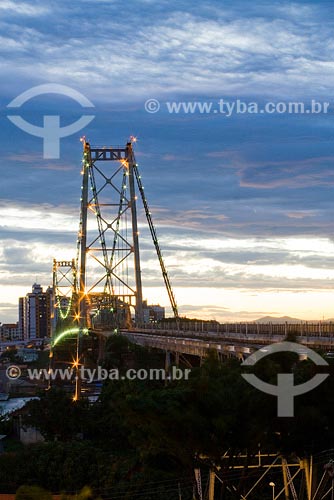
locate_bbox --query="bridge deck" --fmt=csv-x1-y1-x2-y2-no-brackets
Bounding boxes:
96,327,334,359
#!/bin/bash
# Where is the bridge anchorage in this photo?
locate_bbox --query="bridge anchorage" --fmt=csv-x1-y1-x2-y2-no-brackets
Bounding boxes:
51,138,179,399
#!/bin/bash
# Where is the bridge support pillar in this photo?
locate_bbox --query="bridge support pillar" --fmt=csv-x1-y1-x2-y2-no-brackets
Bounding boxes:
165,351,171,382
97,336,106,364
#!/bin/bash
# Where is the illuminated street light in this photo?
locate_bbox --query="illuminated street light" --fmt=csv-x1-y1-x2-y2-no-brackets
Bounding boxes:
269,482,275,500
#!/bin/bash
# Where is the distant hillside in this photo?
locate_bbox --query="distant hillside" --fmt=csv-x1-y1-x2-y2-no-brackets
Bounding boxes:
255,315,302,324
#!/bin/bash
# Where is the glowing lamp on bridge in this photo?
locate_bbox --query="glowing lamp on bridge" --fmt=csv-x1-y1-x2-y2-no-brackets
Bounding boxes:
72,358,80,369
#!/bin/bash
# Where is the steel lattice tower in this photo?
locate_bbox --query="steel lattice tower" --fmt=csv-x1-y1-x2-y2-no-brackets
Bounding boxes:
76,139,178,330
52,259,77,328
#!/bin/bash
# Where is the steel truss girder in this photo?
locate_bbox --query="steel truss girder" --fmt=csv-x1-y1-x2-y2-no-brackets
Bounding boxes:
199,451,318,500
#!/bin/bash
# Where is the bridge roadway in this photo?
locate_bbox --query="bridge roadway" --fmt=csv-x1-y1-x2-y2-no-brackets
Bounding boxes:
98,326,334,360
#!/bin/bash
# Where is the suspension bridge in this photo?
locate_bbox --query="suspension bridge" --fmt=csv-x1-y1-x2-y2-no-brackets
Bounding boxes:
50,138,334,387
48,138,334,500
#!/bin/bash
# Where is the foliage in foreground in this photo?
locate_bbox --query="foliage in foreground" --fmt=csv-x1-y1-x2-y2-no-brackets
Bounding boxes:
0,336,333,498
15,485,52,500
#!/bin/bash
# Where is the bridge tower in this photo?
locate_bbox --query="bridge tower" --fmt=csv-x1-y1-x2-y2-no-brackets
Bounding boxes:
76,139,178,329
75,138,178,363
52,259,77,333
76,139,144,329
49,259,77,376
52,138,178,399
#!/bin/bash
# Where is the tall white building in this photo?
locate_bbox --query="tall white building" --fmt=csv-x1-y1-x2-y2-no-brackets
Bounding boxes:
19,284,52,340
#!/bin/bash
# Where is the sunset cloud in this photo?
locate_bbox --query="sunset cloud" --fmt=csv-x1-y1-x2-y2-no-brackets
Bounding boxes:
1,0,334,322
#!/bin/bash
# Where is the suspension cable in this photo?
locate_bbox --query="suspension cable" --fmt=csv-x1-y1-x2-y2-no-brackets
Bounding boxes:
133,163,179,319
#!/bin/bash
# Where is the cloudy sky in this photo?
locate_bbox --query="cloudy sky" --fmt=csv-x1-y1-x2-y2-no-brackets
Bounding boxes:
1,0,334,322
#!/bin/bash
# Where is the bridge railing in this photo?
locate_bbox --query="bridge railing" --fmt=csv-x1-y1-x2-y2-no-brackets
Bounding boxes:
139,321,334,338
